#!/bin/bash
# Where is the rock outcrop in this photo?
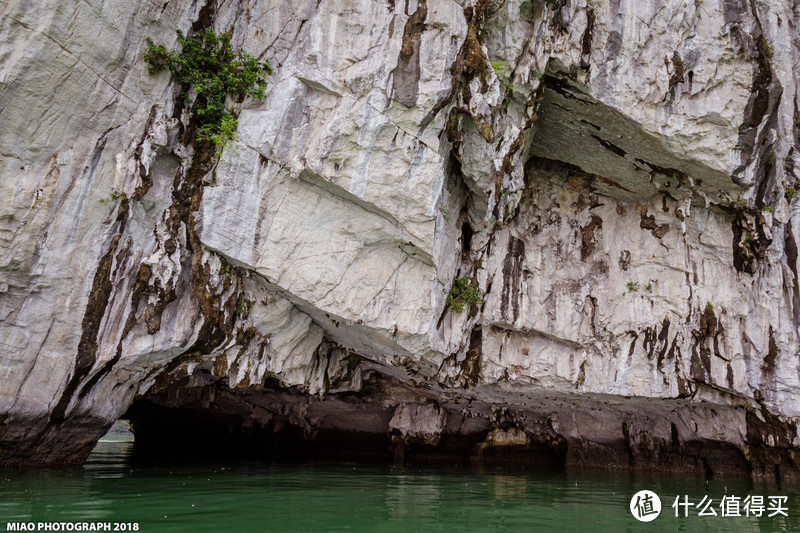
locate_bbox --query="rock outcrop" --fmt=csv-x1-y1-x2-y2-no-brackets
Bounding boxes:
2,0,800,479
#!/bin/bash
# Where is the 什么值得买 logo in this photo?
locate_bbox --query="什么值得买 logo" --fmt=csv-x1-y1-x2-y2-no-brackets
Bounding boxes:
630,490,662,522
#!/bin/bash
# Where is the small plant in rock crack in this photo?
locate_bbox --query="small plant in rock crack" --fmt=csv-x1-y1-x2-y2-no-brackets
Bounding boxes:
786,186,796,202
486,0,509,28
234,301,249,316
763,38,775,58
144,26,272,155
706,301,714,312
695,0,710,19
99,191,120,203
626,281,639,293
440,206,452,224
490,60,514,94
447,276,482,313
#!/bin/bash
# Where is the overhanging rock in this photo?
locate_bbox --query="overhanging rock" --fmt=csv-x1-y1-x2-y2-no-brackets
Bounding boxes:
529,67,747,205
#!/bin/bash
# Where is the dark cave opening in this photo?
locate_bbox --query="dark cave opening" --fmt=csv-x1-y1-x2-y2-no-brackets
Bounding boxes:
460,220,474,259
123,401,568,470
123,398,395,465
119,372,568,469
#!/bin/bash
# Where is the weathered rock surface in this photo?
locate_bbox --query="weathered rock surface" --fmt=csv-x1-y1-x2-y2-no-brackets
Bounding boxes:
2,0,800,479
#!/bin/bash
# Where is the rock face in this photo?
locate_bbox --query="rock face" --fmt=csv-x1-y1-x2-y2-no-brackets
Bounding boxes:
2,0,800,478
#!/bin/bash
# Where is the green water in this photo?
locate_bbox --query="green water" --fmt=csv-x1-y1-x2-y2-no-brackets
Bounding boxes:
1,441,799,532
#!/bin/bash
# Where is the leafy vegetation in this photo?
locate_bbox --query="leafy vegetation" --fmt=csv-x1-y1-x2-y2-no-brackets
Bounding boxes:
198,113,240,155
440,206,452,224
144,27,272,154
99,191,120,203
626,281,639,292
763,38,775,58
447,276,482,313
234,301,249,317
490,59,514,94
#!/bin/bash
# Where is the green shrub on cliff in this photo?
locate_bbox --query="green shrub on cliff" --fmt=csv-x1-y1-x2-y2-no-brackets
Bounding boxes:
447,276,482,313
144,26,272,154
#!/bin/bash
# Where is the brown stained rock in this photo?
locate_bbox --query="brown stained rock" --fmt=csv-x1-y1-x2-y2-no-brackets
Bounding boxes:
213,354,228,378
49,224,125,427
500,235,525,322
463,326,483,387
463,23,488,86
730,208,772,274
746,405,800,481
690,304,720,384
618,249,631,270
580,6,595,69
669,50,685,88
639,205,669,239
132,105,159,201
580,214,603,260
762,326,779,377
392,0,428,107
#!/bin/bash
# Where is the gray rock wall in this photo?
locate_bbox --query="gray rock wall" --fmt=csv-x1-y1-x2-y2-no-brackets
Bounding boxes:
1,0,800,475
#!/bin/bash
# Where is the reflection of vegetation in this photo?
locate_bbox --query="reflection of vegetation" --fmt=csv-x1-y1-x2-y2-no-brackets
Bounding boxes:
447,276,482,313
144,27,272,154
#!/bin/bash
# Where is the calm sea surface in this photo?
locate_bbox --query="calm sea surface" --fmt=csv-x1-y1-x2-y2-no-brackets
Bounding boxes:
1,440,799,532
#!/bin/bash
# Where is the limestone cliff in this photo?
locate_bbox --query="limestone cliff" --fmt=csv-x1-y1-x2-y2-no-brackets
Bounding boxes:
2,0,800,478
